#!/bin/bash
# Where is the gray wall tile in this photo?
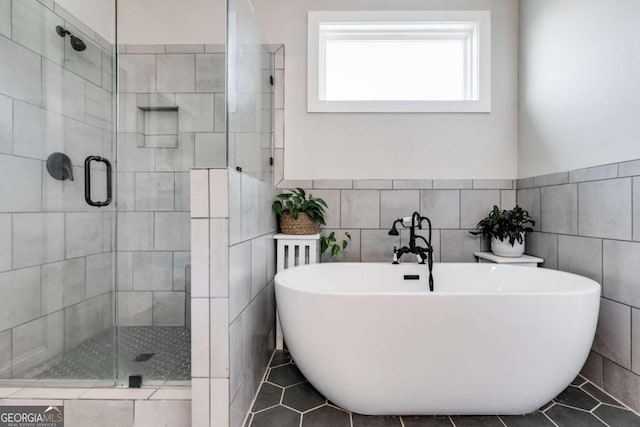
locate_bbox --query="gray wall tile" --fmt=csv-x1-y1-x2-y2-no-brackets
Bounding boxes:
618,160,640,178
116,173,135,211
472,179,513,189
304,189,340,229
65,212,102,258
516,188,541,230
441,230,480,262
63,297,105,347
118,54,156,93
380,190,419,229
157,54,195,93
42,258,85,314
241,174,260,240
154,212,190,251
0,214,10,272
174,173,190,212
251,236,266,298
313,180,352,189
116,133,154,172
0,29,42,105
65,117,103,166
541,184,578,234
214,93,226,132
570,164,618,183
13,213,65,268
173,251,190,291
135,172,175,211
194,133,226,168
353,180,392,189
341,190,380,229
501,190,516,210
603,239,640,307
581,351,604,388
460,190,501,229
117,212,154,251
420,190,460,229
633,308,640,375
0,267,41,331
133,252,173,291
229,170,242,245
12,312,63,373
85,253,112,298
13,100,64,160
579,178,632,240
634,177,640,241
516,177,534,189
534,172,569,187
0,0,10,38
85,82,112,130
42,59,85,121
43,165,87,212
196,54,225,92
603,358,640,412
433,179,472,189
360,230,400,262
229,241,251,322
153,292,185,326
166,44,204,53
117,252,134,291
0,329,10,376
0,155,42,212
125,44,164,54
594,298,631,369
525,232,558,269
558,235,602,283
155,133,195,172
116,292,152,327
177,94,214,132
392,180,432,189
12,0,64,65
0,94,10,154
64,35,102,86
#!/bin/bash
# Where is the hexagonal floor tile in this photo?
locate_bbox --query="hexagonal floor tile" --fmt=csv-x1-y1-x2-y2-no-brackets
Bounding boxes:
402,415,453,426
270,350,292,367
450,416,503,426
253,383,283,412
352,414,402,426
251,406,300,427
546,405,606,426
267,364,306,387
594,404,640,427
500,412,555,427
282,382,326,412
553,386,599,411
303,405,350,427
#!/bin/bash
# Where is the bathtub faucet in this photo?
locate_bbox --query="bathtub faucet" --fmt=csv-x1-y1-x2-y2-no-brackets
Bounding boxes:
388,212,435,291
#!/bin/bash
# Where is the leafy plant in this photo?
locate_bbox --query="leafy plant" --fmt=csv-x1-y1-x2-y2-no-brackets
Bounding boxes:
320,231,352,259
469,205,535,245
272,188,327,225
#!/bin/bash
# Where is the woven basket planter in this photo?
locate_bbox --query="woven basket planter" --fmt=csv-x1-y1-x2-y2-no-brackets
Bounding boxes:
279,212,319,235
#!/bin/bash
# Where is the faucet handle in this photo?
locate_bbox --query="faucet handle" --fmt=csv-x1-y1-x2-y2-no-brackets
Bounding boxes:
392,247,399,265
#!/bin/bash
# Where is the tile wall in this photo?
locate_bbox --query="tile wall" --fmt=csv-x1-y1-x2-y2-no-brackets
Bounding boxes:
190,168,278,427
277,179,516,263
0,0,114,378
518,161,640,412
116,43,228,328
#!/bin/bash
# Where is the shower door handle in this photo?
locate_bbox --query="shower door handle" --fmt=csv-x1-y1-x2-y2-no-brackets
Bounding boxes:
84,156,112,207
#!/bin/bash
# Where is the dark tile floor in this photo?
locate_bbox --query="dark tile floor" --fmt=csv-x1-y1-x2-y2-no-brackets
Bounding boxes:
19,326,191,381
246,350,640,427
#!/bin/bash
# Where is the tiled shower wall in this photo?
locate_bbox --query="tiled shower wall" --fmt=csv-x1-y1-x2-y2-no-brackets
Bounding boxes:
278,179,516,263
517,161,640,412
115,43,227,328
190,168,278,427
0,0,114,377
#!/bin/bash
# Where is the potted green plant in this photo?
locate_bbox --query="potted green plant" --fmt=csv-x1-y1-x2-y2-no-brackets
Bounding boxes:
272,188,351,259
469,205,535,257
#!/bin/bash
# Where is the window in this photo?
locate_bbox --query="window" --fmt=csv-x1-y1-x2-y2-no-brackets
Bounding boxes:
307,11,491,113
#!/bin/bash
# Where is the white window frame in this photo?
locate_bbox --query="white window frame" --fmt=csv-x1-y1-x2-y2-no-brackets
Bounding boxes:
307,10,491,113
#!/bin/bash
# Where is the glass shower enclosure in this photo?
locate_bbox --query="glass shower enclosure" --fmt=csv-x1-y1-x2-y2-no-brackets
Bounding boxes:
0,0,274,389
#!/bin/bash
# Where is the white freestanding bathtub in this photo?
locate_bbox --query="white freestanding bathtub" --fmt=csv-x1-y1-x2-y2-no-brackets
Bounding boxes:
275,263,600,416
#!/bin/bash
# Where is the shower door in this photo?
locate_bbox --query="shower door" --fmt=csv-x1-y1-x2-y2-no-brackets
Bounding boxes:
0,0,118,385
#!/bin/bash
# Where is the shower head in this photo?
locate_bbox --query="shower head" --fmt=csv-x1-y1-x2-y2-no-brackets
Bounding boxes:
70,35,86,52
56,26,86,52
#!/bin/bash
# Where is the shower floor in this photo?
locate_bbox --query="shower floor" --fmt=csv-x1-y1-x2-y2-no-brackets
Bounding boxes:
247,350,640,427
21,326,191,382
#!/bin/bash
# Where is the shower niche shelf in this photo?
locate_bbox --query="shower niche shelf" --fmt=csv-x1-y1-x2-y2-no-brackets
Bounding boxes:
137,105,180,149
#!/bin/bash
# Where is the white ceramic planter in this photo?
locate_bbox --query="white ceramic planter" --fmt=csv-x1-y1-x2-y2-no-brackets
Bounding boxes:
491,235,525,257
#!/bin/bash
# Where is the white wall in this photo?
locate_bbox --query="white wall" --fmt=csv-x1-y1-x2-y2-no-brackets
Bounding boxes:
117,0,225,45
519,0,640,178
55,0,115,41
251,0,518,180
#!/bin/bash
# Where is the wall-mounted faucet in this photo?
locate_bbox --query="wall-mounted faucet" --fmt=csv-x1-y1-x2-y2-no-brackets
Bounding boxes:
388,212,435,291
